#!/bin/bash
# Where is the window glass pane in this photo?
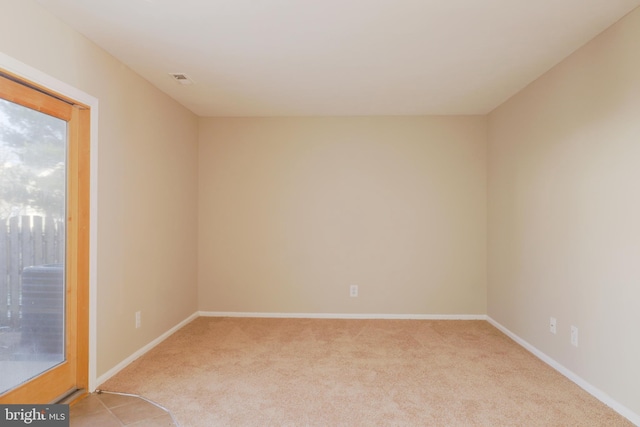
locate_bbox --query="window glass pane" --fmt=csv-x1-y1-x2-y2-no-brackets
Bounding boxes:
0,98,66,394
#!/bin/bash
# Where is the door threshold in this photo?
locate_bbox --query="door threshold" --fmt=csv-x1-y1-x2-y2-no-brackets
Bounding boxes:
55,388,87,405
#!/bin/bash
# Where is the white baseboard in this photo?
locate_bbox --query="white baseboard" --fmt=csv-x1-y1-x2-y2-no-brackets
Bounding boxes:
103,310,640,424
95,311,199,387
487,317,640,426
198,311,487,320
94,311,485,388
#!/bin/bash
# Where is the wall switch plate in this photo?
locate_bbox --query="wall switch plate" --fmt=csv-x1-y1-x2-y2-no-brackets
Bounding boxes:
135,311,141,329
550,317,557,334
570,325,578,347
350,285,358,297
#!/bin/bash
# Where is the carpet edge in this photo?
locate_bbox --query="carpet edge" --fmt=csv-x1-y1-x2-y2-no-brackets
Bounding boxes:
95,311,200,387
487,316,640,426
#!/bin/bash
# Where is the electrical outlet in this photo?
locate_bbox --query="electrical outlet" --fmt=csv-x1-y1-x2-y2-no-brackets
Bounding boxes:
570,325,578,347
549,317,556,334
350,285,358,297
135,311,141,329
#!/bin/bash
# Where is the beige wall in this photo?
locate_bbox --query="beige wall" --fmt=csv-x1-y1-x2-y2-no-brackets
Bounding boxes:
0,0,200,376
4,0,637,417
488,7,640,415
199,117,487,314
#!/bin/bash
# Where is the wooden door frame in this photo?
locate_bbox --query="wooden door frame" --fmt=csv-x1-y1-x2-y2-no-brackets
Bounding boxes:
0,52,99,397
0,73,85,403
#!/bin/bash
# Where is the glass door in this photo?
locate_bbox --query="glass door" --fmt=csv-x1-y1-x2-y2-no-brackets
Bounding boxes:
0,73,89,403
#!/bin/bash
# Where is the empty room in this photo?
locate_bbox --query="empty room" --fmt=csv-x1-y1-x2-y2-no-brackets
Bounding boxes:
0,0,639,425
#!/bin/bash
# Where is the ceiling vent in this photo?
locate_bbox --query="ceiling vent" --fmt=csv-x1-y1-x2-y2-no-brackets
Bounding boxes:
168,73,194,85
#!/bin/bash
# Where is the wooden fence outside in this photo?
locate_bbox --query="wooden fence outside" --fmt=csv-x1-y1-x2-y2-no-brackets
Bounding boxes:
0,215,64,328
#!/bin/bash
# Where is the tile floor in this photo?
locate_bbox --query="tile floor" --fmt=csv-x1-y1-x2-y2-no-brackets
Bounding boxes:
70,391,177,426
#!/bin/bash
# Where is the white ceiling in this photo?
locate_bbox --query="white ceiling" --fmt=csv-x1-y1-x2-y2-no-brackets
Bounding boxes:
36,0,640,117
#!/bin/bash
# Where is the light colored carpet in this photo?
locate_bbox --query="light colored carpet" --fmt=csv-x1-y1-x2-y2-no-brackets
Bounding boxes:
100,317,631,426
